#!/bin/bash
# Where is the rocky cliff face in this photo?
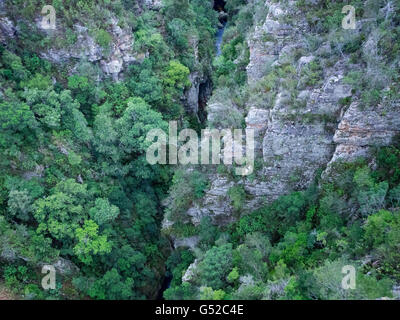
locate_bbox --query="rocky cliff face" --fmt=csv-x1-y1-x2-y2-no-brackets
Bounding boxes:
39,18,144,81
168,0,400,230
326,101,400,172
0,3,151,81
0,0,209,114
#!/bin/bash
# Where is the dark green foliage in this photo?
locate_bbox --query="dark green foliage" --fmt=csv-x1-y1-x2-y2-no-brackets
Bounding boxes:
165,249,195,288
198,244,233,290
228,185,246,211
374,145,400,187
2,0,400,301
0,0,215,298
166,144,400,299
236,191,310,242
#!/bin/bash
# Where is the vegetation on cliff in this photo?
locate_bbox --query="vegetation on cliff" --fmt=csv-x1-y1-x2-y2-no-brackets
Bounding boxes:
1,0,400,301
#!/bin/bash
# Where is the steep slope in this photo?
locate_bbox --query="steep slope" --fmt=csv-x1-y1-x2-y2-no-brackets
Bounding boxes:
165,0,400,228
163,0,400,300
0,0,218,300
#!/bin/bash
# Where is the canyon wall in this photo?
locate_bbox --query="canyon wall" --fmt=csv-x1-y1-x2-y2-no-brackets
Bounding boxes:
165,0,400,231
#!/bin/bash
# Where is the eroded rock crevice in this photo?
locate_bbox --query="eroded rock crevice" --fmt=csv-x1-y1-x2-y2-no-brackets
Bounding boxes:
183,0,228,123
175,0,400,228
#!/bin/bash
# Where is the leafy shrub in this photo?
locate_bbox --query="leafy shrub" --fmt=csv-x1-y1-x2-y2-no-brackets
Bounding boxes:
299,60,323,88
228,185,246,211
95,29,112,49
198,244,233,290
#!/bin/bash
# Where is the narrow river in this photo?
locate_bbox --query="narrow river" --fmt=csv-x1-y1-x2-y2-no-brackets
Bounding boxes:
157,2,228,300
216,21,227,56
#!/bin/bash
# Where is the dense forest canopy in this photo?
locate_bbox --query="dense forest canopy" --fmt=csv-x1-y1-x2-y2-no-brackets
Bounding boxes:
0,0,400,300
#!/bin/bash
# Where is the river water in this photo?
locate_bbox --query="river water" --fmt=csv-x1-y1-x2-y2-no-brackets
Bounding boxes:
216,21,226,56
157,14,227,301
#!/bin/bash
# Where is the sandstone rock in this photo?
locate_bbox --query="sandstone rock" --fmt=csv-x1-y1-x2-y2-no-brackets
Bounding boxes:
239,274,255,286
393,285,400,300
268,4,285,18
174,236,200,250
39,257,79,277
144,0,162,10
185,176,235,226
183,35,212,120
185,72,201,115
247,0,306,82
23,165,44,180
53,257,79,276
172,0,400,241
0,17,15,43
101,59,123,81
297,55,315,71
327,102,400,166
245,107,270,132
182,259,198,282
38,18,139,81
245,107,270,154
177,0,400,289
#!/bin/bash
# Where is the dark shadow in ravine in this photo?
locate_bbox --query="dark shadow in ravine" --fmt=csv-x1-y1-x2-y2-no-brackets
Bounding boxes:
157,0,229,300
214,0,227,56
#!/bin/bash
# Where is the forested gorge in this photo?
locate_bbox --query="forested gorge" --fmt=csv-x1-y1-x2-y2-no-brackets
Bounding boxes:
0,0,219,299
161,0,400,300
1,0,400,300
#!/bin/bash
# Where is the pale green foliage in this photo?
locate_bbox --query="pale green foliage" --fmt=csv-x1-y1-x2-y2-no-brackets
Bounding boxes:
67,151,82,166
237,232,271,281
33,179,89,240
95,29,112,49
311,258,353,300
117,97,168,155
312,258,393,300
8,189,33,221
206,88,244,129
199,286,226,300
163,60,190,89
227,267,239,283
73,219,112,264
166,170,209,221
354,166,388,216
228,185,246,211
89,198,120,225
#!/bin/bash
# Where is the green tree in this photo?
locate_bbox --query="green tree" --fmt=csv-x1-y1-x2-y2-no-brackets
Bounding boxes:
89,198,120,226
73,219,112,264
200,287,226,300
354,166,388,216
33,179,89,241
95,29,112,49
86,268,134,300
8,189,33,221
198,244,233,290
162,60,190,118
117,97,168,156
0,101,37,147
